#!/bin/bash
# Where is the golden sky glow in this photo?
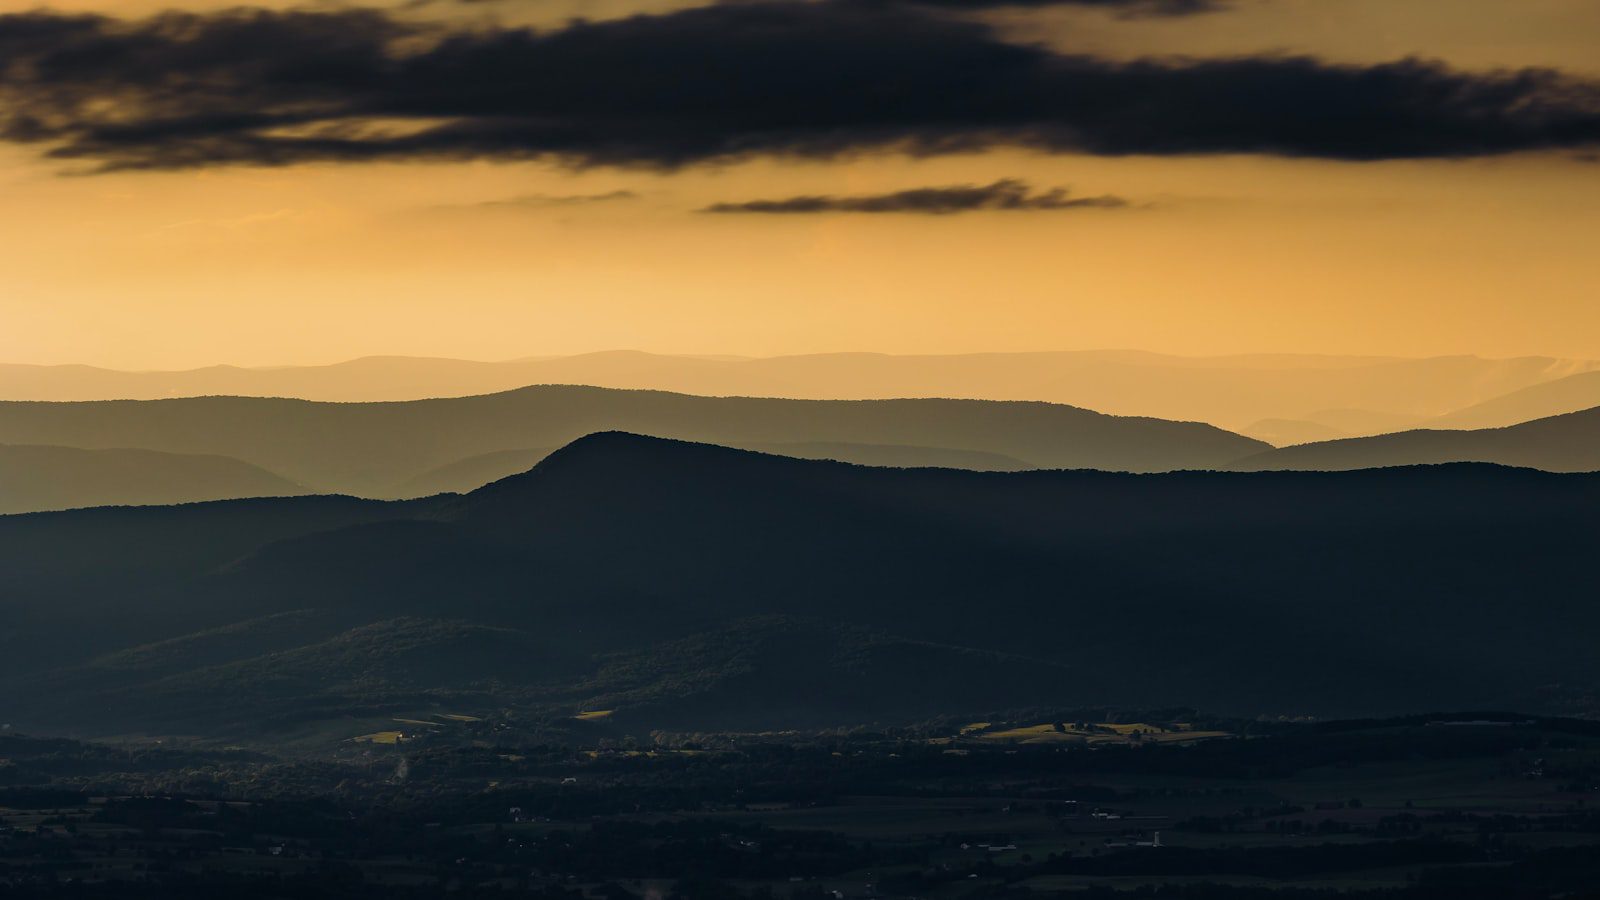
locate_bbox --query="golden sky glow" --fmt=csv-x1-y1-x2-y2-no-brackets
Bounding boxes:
1,0,1598,369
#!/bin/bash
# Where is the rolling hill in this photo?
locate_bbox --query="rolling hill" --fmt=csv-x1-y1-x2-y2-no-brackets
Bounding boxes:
1238,418,1349,447
1240,409,1427,446
0,444,307,514
390,448,558,497
1427,370,1600,431
2,434,1597,741
0,386,1269,500
1231,405,1600,472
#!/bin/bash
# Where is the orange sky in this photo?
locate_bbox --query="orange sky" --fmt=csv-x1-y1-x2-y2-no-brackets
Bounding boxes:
1,0,1598,369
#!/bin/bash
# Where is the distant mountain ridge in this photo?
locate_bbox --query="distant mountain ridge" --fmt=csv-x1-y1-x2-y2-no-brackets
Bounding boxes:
1233,404,1600,472
0,385,1269,502
2,433,1597,741
9,384,1600,517
1427,370,1600,431
3,349,1594,432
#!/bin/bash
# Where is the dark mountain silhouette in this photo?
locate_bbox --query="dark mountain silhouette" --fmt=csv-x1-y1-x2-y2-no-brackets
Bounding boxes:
0,386,1268,500
0,494,450,679
1232,405,1600,472
2,434,1597,740
3,350,1591,433
391,440,1031,497
0,444,307,514
728,441,1033,471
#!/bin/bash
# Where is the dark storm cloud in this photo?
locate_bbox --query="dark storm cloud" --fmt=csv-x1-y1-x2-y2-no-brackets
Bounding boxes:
3,2,1600,173
703,179,1129,213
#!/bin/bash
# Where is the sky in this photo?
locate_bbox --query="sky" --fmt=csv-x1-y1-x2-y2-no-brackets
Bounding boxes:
1,0,1598,369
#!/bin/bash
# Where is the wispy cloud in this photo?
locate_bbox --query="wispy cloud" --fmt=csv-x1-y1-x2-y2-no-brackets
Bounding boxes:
703,180,1129,214
901,0,1224,16
444,0,1226,14
431,190,640,212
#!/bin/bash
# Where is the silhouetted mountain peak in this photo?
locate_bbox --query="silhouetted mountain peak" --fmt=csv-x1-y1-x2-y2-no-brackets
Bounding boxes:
453,432,818,517
547,429,701,454
488,430,745,478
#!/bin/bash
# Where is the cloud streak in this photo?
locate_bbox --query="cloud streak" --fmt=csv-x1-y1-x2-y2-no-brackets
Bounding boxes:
459,190,638,209
2,3,1599,173
902,0,1224,15
448,0,1226,14
703,179,1128,214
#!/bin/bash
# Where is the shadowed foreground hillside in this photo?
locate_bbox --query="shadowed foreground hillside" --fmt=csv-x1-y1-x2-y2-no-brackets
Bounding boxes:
0,434,1596,742
0,386,1268,503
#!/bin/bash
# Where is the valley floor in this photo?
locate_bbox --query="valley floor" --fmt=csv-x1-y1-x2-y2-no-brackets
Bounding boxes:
0,714,1597,898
